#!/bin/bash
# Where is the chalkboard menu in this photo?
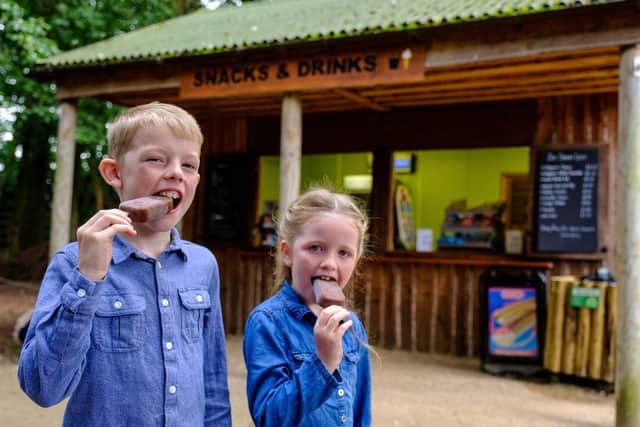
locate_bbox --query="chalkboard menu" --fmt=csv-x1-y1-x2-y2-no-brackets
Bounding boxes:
206,156,252,242
535,148,598,253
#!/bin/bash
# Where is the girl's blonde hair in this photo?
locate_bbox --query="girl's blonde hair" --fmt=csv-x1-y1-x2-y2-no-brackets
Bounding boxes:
274,187,369,289
107,102,203,160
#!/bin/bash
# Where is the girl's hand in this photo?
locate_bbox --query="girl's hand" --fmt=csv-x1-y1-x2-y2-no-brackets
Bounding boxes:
77,209,135,281
314,305,353,374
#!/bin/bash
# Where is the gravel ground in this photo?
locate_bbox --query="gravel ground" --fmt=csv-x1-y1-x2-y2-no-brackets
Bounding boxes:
1,334,613,427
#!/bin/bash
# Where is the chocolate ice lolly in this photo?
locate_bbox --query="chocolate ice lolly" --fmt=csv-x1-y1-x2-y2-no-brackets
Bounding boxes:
312,278,345,307
119,196,173,222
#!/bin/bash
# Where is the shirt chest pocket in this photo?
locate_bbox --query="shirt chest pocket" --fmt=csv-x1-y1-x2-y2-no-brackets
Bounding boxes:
341,350,361,384
178,289,211,343
92,294,146,352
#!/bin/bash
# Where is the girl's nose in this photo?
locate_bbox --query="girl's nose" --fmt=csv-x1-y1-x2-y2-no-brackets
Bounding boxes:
319,254,338,270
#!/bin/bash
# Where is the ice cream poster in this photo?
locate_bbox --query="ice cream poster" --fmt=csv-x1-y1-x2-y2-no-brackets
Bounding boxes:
488,287,538,357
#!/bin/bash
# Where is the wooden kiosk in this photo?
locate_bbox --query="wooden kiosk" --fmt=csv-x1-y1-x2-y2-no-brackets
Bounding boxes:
35,1,640,401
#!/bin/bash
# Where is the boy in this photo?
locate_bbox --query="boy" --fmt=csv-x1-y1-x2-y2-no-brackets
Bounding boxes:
18,102,232,426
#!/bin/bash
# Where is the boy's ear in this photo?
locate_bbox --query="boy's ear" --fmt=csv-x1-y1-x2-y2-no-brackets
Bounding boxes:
280,240,293,267
98,158,122,191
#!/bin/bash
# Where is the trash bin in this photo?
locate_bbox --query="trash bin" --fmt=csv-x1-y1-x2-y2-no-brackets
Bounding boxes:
480,267,547,376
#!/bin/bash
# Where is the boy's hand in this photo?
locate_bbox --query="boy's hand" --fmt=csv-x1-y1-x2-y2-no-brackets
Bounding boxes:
77,209,135,281
314,305,352,374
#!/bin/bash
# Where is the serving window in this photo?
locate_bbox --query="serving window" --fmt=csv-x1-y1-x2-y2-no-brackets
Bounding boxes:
390,146,530,253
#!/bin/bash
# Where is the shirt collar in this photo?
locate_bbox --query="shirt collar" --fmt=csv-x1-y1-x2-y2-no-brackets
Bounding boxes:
112,228,188,264
279,281,314,320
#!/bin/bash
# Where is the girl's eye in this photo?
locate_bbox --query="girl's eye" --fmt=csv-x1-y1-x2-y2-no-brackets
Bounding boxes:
183,163,198,170
338,249,352,258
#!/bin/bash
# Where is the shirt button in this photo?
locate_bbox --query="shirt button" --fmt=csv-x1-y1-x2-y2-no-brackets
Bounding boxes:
341,415,347,423
158,262,162,269
168,385,177,394
161,298,169,307
113,300,123,309
196,294,204,303
338,388,345,397
165,341,173,350
76,288,86,298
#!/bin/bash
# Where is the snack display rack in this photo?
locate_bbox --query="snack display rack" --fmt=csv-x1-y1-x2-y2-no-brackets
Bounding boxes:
437,201,505,251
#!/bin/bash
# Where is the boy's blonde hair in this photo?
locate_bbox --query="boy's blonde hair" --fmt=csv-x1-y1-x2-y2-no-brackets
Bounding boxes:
274,187,369,289
107,102,203,159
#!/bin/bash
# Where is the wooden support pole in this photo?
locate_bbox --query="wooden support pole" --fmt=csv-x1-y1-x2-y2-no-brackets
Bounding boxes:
279,94,302,213
369,149,394,254
49,101,77,257
616,44,640,427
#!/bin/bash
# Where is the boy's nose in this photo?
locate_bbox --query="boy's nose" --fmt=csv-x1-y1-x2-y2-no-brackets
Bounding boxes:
164,160,184,181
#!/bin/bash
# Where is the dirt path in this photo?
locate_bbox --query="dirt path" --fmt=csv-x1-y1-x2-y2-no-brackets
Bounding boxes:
2,335,613,427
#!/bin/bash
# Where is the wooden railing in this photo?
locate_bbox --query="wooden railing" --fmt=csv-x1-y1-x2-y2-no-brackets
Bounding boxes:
214,247,604,357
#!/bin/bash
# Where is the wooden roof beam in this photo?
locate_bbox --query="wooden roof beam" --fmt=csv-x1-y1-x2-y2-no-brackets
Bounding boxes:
56,76,180,100
426,21,636,69
331,88,389,112
363,69,618,97
387,86,617,108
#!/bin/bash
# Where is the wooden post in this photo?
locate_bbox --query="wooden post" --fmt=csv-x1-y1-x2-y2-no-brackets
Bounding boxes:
49,101,77,257
369,149,394,254
279,94,302,213
616,44,640,427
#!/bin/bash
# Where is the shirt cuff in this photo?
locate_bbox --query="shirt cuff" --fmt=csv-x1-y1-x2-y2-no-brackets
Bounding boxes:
60,268,102,314
312,354,343,386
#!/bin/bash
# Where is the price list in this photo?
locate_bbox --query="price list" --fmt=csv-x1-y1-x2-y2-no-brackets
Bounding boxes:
536,149,598,253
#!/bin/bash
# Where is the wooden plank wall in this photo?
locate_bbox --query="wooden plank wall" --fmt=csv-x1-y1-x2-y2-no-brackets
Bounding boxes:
535,93,617,277
182,116,248,242
216,249,524,357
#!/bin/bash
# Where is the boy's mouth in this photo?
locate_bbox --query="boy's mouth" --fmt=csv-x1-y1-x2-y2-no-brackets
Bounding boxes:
154,190,182,209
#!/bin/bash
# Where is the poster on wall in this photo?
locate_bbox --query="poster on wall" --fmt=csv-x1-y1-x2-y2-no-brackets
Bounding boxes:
395,183,416,250
488,287,539,357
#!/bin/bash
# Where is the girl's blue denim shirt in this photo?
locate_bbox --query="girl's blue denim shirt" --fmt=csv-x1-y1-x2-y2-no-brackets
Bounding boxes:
18,230,232,427
243,282,372,426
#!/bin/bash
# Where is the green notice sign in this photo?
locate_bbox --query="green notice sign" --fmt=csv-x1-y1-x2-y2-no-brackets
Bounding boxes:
570,286,601,309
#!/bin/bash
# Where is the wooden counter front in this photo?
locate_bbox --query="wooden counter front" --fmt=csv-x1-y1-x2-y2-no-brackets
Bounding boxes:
214,247,597,357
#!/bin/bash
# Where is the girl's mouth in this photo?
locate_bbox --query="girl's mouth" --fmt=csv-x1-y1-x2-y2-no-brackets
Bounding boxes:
311,275,337,285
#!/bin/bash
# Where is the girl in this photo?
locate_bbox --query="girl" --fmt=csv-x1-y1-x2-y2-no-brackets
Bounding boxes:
243,188,372,426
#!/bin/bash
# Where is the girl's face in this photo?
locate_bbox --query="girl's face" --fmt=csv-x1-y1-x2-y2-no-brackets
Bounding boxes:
281,213,360,305
114,125,201,233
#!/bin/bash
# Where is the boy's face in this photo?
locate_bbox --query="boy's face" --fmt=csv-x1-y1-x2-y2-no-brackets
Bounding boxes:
114,125,201,232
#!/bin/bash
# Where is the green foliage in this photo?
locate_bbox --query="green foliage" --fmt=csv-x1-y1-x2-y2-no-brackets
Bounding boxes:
0,0,203,274
0,1,58,198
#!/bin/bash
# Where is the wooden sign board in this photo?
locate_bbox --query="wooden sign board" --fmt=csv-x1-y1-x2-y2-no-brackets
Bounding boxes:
180,47,425,99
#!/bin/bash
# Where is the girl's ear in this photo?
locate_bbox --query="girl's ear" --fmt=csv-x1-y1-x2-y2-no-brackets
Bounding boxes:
98,158,122,191
280,240,293,267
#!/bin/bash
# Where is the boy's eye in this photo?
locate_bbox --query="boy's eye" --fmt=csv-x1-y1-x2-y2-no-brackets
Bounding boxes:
146,157,162,163
308,244,322,252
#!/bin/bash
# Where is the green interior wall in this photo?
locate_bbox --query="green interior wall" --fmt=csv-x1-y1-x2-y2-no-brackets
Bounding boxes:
258,153,370,214
258,147,529,245
394,147,530,244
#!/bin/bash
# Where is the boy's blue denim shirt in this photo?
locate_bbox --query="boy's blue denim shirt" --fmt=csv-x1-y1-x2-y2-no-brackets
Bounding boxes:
243,282,372,426
18,229,232,427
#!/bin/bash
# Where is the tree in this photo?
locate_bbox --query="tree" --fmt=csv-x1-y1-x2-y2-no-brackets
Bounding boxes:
0,0,201,278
